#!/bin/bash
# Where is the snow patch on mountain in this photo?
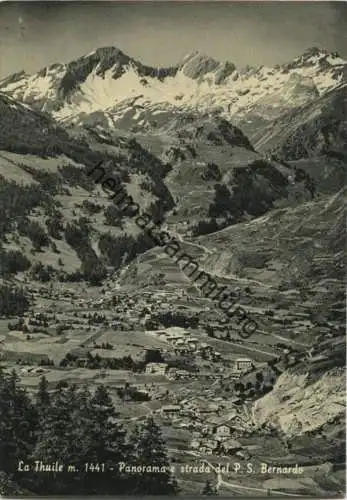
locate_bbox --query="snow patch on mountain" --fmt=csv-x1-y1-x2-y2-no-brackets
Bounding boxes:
0,47,345,130
326,54,346,67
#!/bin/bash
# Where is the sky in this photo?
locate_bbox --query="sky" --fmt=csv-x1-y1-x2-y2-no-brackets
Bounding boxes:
0,1,346,79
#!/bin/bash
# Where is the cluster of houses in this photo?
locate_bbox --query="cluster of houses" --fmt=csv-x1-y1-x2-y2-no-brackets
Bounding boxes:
145,327,224,361
4,280,255,387
21,311,54,331
145,363,196,381
23,283,79,305
232,358,254,375
191,435,247,457
19,366,46,376
154,395,255,457
145,357,254,380
152,329,199,352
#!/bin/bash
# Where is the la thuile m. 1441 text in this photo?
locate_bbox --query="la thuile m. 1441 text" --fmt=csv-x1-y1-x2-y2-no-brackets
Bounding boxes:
18,461,107,473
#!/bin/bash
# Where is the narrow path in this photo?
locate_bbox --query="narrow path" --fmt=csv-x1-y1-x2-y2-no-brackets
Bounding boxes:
202,459,307,497
169,230,213,255
258,330,310,348
225,340,277,358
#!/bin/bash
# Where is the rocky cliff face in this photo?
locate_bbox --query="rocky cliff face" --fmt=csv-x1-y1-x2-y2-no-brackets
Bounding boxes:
253,368,345,436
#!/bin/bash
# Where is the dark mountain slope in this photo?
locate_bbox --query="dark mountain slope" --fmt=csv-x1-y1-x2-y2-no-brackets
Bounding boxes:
253,84,347,161
0,94,175,281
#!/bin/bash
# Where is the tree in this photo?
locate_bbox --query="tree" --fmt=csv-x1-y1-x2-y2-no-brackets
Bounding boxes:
0,285,30,316
305,176,316,199
81,257,107,286
36,376,50,411
206,325,215,338
235,382,245,395
30,262,54,282
91,385,116,419
29,385,78,494
0,471,25,496
129,417,178,495
208,183,234,218
46,215,64,239
18,220,49,252
144,349,164,364
104,204,123,227
0,248,31,277
78,385,129,494
191,218,220,237
0,372,176,496
0,370,38,479
55,380,68,389
223,330,231,341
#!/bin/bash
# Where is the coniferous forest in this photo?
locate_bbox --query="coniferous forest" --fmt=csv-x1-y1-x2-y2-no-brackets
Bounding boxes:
0,370,178,496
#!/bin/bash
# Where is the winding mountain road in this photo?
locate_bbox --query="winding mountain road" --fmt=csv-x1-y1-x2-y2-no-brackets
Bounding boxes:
202,459,307,497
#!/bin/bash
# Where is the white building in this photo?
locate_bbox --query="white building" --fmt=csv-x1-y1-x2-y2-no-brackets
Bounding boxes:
145,363,168,375
234,358,253,372
215,424,232,439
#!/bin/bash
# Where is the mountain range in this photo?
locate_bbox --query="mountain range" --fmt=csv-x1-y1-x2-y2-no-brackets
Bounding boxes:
1,46,345,133
0,43,345,279
0,44,345,290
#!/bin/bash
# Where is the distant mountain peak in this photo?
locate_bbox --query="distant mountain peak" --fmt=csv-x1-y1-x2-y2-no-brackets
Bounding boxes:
180,51,236,82
94,45,126,56
0,44,345,133
56,46,178,100
303,46,329,57
180,50,201,63
0,70,28,87
294,46,345,66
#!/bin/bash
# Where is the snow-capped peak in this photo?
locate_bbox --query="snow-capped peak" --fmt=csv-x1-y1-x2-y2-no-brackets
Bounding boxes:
0,46,345,131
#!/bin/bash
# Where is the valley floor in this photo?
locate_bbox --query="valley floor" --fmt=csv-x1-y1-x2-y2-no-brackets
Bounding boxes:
0,274,345,497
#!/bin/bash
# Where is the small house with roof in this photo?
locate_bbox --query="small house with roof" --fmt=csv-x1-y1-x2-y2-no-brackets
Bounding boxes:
199,439,219,455
215,423,233,439
234,358,254,372
221,439,242,455
145,362,168,376
160,404,181,417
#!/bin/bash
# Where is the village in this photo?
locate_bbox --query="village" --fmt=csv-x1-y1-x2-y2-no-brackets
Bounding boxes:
1,273,326,479
0,261,344,497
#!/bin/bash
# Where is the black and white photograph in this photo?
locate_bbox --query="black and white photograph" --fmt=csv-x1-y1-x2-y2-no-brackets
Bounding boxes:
0,1,346,497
